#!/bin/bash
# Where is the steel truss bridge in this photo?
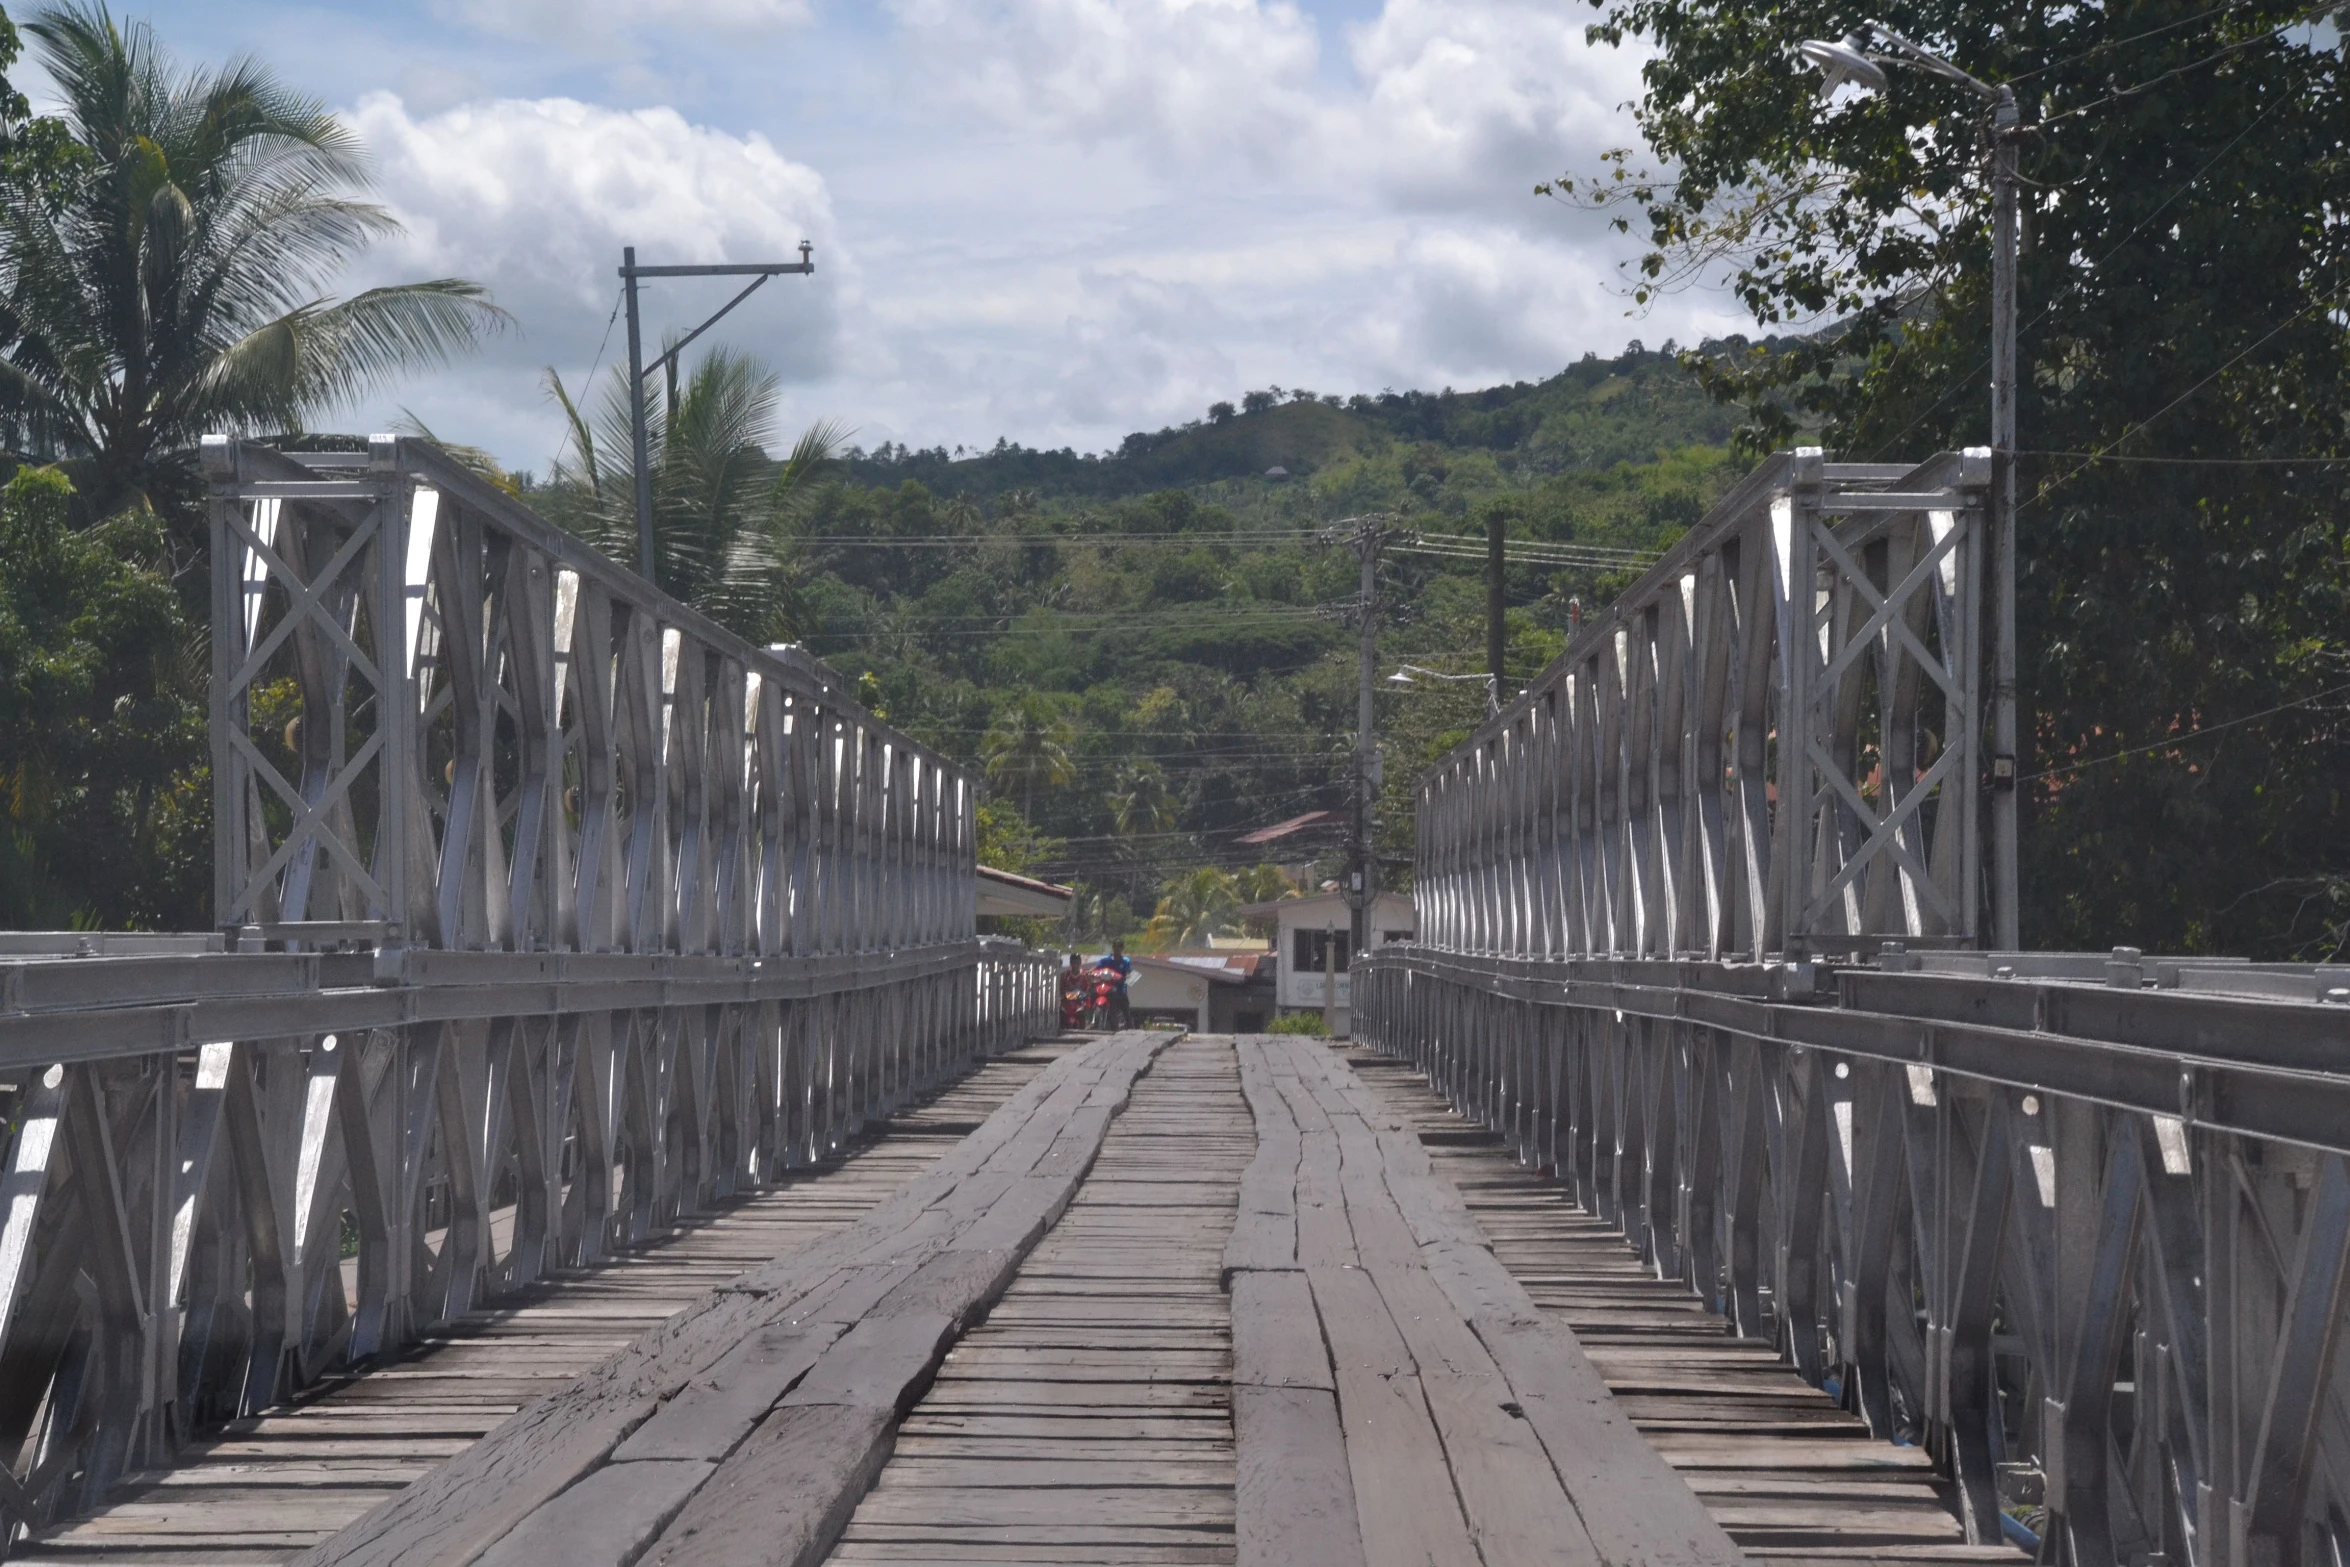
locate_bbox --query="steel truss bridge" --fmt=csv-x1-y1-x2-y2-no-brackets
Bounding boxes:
0,441,2333,1567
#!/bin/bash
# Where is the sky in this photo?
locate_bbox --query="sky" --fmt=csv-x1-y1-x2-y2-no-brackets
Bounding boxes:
90,0,1753,472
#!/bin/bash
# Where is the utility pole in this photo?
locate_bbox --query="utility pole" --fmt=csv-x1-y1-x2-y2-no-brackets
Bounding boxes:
1989,86,2021,951
1795,25,2024,951
1323,515,1406,960
620,243,817,584
1486,509,1507,700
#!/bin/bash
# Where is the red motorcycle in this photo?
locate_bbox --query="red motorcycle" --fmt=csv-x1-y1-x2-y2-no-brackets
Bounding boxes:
1061,972,1087,1031
1085,966,1122,1030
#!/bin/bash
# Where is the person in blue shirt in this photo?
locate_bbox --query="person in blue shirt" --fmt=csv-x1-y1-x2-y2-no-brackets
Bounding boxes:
1093,938,1134,1028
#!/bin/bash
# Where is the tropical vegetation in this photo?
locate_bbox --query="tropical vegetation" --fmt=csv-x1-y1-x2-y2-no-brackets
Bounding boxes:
1561,0,2350,953
0,0,504,928
5,0,2346,965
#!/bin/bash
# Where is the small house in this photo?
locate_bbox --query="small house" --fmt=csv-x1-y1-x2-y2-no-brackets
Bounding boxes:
1236,890,1414,1036
1124,952,1275,1033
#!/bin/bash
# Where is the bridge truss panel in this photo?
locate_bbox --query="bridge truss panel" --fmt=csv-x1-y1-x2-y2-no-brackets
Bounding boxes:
0,435,1067,1547
200,433,975,959
0,943,1055,1539
1416,448,1991,962
1357,948,2350,1567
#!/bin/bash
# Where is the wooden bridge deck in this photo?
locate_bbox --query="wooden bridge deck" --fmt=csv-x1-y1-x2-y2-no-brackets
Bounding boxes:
16,1043,1081,1565
16,1032,2023,1567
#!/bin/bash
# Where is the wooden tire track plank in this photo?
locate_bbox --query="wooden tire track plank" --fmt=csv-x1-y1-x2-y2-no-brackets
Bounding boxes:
1345,1053,2029,1567
827,1034,1248,1566
286,1029,1184,1567
1224,1035,1748,1567
16,1050,1072,1566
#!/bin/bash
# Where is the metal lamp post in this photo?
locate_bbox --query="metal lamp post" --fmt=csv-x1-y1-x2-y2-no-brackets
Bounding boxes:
620,243,817,585
1799,24,2021,950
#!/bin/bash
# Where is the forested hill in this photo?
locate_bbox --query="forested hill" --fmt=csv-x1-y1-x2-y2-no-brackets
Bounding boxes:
836,342,1736,500
779,344,1744,940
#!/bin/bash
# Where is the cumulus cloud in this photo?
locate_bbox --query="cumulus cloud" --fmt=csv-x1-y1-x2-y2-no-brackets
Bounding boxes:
434,0,813,52
338,93,841,461
307,0,1747,464
889,0,1328,168
1348,0,1651,208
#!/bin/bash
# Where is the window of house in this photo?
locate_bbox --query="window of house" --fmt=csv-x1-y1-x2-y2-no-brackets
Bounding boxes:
1381,929,1414,944
1292,930,1350,973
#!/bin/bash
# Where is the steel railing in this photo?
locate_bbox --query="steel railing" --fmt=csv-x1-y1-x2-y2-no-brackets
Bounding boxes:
1357,945,2350,1567
1415,449,1990,962
0,437,1062,1545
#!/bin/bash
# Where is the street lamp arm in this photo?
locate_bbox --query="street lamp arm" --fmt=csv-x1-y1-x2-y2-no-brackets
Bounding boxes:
1389,664,1502,715
1856,21,2005,102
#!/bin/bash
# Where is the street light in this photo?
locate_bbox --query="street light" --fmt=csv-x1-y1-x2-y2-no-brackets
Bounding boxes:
1797,21,2021,951
1388,664,1501,717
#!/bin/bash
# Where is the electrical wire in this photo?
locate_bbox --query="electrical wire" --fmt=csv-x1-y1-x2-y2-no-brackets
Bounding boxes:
1862,90,2289,461
2018,291,2339,512
2039,12,2322,125
2020,450,2350,466
2020,680,2350,782
2005,3,2242,81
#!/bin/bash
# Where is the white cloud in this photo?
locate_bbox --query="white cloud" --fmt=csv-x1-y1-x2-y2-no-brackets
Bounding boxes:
889,0,1328,169
434,0,813,52
340,92,842,465
305,0,1747,466
1347,0,1650,209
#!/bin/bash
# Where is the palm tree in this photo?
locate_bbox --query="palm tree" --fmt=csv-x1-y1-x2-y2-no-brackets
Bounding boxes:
541,350,842,642
1107,760,1178,840
1143,866,1239,951
1234,863,1295,903
0,3,505,522
980,695,1076,821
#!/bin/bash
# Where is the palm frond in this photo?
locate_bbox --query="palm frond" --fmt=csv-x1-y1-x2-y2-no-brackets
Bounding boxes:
542,367,602,495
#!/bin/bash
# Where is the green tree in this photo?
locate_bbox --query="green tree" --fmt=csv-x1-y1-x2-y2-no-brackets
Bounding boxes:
0,2,504,527
980,693,1077,821
1565,0,2350,955
0,466,204,926
1142,865,1240,951
1234,863,1294,904
542,350,842,641
1107,759,1178,839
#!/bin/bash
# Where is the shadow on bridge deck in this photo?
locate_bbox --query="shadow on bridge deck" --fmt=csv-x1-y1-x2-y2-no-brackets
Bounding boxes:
14,1043,1081,1565
23,1031,2033,1567
1345,1047,2030,1567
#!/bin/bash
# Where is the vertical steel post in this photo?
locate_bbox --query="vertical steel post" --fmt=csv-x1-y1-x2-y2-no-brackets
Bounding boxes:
1355,532,1378,959
623,248,655,585
1487,508,1507,698
1990,88,2021,950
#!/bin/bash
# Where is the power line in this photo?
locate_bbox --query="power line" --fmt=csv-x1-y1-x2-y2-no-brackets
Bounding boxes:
2021,449,2350,466
2006,3,2241,81
2019,291,2338,513
2040,12,2320,125
1861,82,2290,462
2021,680,2350,782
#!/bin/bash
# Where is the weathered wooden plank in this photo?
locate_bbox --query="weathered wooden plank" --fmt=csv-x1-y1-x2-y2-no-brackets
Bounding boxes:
1306,1262,1479,1567
639,1403,895,1567
1233,1384,1362,1567
290,1033,1170,1567
476,1458,713,1567
1228,1270,1332,1393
